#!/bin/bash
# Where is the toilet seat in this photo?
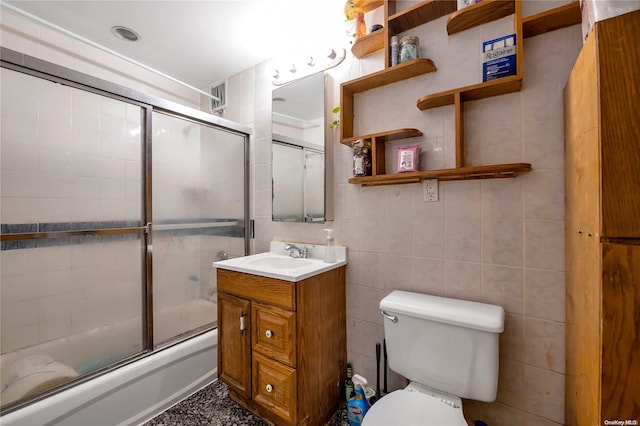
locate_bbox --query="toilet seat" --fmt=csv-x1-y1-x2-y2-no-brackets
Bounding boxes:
361,387,467,426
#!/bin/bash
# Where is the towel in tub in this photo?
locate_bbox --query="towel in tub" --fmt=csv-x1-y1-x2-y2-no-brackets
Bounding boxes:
1,355,78,404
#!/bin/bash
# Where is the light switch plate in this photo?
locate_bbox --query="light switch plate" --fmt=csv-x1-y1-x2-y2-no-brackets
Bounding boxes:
423,179,439,202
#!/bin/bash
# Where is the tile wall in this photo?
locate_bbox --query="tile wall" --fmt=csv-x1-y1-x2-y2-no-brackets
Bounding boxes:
224,1,583,425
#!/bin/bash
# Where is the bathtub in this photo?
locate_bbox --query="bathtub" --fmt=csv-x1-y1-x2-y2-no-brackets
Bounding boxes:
1,328,218,426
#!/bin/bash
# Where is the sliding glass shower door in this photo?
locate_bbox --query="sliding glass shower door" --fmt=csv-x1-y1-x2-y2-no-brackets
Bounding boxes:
151,112,247,346
0,55,249,411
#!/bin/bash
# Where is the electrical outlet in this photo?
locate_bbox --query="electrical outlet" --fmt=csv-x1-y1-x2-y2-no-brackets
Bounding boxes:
423,179,439,202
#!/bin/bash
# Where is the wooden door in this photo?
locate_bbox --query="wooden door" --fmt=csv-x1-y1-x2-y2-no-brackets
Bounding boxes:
601,243,640,423
218,292,251,398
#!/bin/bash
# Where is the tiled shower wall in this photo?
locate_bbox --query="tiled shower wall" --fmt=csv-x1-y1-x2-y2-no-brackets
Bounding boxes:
224,2,582,425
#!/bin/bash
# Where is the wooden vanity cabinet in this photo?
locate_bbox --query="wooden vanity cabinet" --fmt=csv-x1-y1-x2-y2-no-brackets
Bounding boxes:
216,267,346,426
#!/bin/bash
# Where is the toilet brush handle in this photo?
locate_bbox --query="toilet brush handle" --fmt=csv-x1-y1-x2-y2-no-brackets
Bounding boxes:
375,342,381,396
383,339,388,395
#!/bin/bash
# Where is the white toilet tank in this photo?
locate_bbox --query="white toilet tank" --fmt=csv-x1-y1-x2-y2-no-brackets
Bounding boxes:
380,291,505,402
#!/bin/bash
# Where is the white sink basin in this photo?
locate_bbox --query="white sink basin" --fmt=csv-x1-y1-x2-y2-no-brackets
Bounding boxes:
213,241,347,282
247,256,313,270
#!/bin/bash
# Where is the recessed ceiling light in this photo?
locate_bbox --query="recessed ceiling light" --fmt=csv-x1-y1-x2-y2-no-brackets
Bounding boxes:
111,26,140,42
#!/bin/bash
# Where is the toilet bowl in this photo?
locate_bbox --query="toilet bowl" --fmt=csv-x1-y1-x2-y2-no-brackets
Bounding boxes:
363,291,505,425
362,383,466,426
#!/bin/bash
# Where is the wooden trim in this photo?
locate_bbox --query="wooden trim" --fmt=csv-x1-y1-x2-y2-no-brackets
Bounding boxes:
522,2,581,39
351,30,384,58
454,92,464,168
349,163,532,185
447,0,515,35
341,128,422,145
417,75,522,110
388,0,457,34
341,58,436,94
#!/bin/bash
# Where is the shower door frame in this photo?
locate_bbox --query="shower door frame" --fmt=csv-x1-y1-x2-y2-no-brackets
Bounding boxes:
0,47,250,411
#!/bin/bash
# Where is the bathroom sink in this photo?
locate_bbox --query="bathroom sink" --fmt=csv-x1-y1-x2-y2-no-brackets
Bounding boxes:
213,241,347,282
247,256,313,270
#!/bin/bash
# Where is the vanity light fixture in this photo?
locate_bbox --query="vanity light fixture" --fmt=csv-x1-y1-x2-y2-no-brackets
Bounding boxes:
111,26,140,42
272,48,345,86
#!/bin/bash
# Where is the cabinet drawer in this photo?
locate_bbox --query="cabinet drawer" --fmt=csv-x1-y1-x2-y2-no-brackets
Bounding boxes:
252,303,296,367
217,269,295,310
252,352,297,424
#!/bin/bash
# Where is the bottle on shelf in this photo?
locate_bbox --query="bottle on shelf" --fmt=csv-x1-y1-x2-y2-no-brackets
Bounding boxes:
345,362,354,401
390,36,399,66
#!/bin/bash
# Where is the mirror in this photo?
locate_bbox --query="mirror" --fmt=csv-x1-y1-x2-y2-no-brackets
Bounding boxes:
271,72,333,223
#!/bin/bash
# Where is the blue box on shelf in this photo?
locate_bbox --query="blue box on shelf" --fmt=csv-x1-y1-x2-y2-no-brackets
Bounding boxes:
482,34,517,82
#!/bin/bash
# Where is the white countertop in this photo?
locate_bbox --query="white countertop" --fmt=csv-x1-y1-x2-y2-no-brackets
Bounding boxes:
213,241,347,282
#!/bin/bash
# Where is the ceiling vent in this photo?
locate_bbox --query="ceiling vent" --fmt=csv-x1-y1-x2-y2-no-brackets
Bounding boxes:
208,80,227,113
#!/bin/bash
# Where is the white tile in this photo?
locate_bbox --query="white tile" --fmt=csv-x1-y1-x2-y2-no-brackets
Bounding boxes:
39,174,73,198
482,265,524,315
524,118,564,170
481,178,523,220
445,217,481,262
385,216,414,256
1,197,39,224
523,366,565,424
413,215,445,259
412,258,445,296
524,269,565,322
1,69,39,121
483,219,524,267
525,221,565,271
444,261,482,302
39,79,72,126
101,96,127,118
72,176,101,199
40,121,73,151
1,116,39,147
2,171,39,198
39,148,73,175
524,318,565,374
524,169,565,221
72,129,102,156
72,106,101,133
443,180,481,218
1,143,39,173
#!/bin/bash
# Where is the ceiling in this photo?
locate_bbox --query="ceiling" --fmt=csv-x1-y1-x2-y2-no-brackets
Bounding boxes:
4,0,348,92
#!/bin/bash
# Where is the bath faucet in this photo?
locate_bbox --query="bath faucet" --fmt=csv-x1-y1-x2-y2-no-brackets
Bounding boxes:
284,243,309,258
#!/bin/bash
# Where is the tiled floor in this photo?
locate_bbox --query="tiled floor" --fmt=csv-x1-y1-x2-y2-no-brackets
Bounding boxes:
144,380,348,426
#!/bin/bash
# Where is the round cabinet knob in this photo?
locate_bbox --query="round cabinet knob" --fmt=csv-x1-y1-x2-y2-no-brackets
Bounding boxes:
266,384,273,393
265,330,273,338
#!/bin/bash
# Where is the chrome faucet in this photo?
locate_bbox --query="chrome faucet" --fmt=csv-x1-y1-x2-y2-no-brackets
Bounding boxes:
284,243,309,259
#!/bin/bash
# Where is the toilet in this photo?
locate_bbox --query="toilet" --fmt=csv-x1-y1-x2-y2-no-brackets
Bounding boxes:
363,290,505,426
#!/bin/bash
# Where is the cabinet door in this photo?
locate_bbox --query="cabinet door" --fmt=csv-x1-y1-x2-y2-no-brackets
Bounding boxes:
218,292,251,399
601,243,640,423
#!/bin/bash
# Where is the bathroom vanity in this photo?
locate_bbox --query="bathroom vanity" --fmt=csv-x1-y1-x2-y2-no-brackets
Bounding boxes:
214,243,347,426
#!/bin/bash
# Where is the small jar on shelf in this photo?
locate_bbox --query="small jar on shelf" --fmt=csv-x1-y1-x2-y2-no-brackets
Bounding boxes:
399,35,420,63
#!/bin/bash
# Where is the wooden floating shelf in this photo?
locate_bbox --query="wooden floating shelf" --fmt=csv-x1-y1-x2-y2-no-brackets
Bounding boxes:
351,30,384,59
342,58,437,94
388,0,457,34
416,75,522,110
341,128,422,145
522,1,581,38
349,163,532,186
447,0,515,35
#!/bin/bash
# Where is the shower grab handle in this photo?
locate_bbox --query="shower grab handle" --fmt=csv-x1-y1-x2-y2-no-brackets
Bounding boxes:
381,311,398,323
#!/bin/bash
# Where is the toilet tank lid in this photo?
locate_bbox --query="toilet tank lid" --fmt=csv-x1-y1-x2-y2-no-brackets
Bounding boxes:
380,291,505,333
